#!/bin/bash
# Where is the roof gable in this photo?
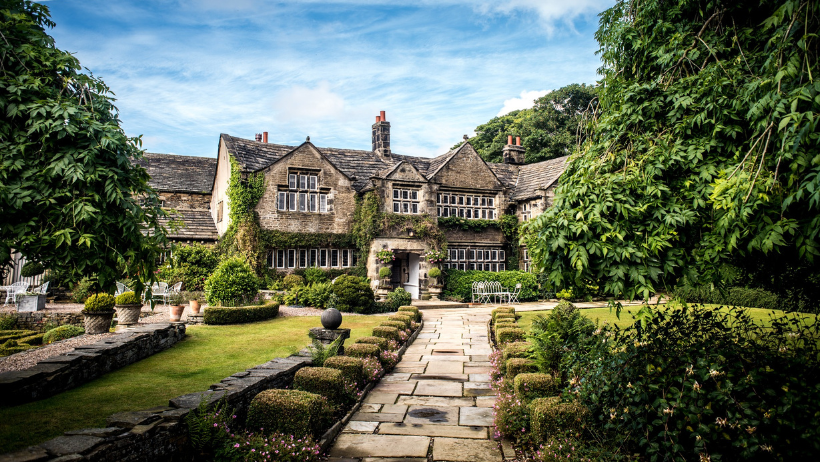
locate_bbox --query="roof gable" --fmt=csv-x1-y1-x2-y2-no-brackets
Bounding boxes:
383,161,427,182
429,143,502,190
511,155,569,200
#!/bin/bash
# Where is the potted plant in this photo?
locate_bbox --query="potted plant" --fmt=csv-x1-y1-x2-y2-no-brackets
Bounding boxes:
114,291,143,326
83,293,116,334
16,291,46,312
184,291,204,314
376,267,392,301
427,267,442,301
168,292,186,322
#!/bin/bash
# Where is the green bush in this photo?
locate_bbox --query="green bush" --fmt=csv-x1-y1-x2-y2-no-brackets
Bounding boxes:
672,284,781,310
506,357,538,378
496,327,525,345
380,321,407,331
355,336,388,351
293,367,349,405
378,267,391,279
492,306,515,321
303,282,333,309
83,293,115,312
428,267,441,279
529,397,587,443
397,305,420,322
0,343,35,356
43,325,85,344
387,314,412,329
20,261,44,277
386,288,411,310
556,288,573,300
202,303,279,325
442,269,538,302
345,343,380,359
17,333,44,346
159,243,219,291
502,342,532,362
495,319,517,328
331,275,374,313
283,274,305,290
115,291,141,305
495,313,516,322
0,315,16,330
370,300,397,313
372,326,399,341
528,301,593,373
71,277,95,303
0,330,33,343
246,389,331,438
323,356,364,385
204,257,259,306
515,373,559,402
303,267,329,285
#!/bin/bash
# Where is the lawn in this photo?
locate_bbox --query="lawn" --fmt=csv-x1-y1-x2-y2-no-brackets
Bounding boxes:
0,314,386,453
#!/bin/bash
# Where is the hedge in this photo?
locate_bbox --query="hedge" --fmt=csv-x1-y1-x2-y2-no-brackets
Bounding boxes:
381,321,408,331
387,314,412,329
514,373,559,402
529,397,587,442
496,327,525,345
672,285,780,310
293,367,347,405
0,330,36,343
345,343,380,359
43,325,84,344
355,336,388,351
246,389,331,438
506,358,538,378
203,303,279,325
397,306,421,322
372,326,399,341
492,307,515,321
494,313,516,322
502,342,532,362
443,270,539,302
323,356,364,384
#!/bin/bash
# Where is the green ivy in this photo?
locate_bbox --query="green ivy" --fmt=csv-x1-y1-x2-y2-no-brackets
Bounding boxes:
351,192,382,252
438,215,520,267
226,155,265,223
259,230,356,250
381,213,447,250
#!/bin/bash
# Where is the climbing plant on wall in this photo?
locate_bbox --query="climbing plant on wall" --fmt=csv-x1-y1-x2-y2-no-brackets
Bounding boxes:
217,155,266,272
351,191,382,253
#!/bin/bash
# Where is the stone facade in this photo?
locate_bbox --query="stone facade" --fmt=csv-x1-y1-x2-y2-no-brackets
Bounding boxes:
156,192,211,210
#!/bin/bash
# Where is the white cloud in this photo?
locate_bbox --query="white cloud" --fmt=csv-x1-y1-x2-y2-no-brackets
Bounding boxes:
497,90,550,116
472,0,614,34
272,82,347,122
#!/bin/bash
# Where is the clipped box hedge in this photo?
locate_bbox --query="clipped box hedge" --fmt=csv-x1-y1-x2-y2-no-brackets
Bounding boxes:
496,327,525,345
246,389,330,438
494,313,516,323
502,342,532,362
203,303,279,325
387,314,412,328
514,373,559,402
506,357,538,378
492,307,515,321
381,321,408,331
372,326,400,341
293,367,347,405
529,397,587,442
345,343,381,359
43,325,84,344
355,336,388,351
443,270,539,303
0,330,36,343
495,319,517,328
17,333,44,346
323,356,364,384
397,306,421,322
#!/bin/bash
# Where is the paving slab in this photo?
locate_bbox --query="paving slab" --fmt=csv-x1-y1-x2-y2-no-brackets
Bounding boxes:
414,380,462,397
373,382,417,394
404,405,459,425
475,396,496,408
342,421,380,433
351,412,405,422
396,396,475,407
329,434,430,458
424,362,464,374
431,438,502,462
379,423,488,439
459,407,494,426
364,393,399,404
381,404,408,415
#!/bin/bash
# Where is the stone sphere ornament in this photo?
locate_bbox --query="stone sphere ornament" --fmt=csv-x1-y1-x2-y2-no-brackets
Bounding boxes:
321,308,343,330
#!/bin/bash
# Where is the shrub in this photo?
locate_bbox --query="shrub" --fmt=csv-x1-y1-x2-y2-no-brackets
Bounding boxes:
355,336,388,351
17,333,44,346
495,313,516,322
43,325,85,344
672,284,780,310
345,343,380,359
0,315,16,330
161,243,220,291
502,342,532,362
246,389,330,438
556,289,573,300
303,267,328,285
386,288,411,310
428,267,441,279
223,432,321,462
205,257,259,305
380,321,407,332
372,326,399,341
506,358,538,378
387,314,412,328
304,282,333,309
202,303,279,325
293,367,348,405
83,293,115,312
20,261,44,277
442,270,538,302
370,300,396,313
515,373,559,402
495,319,517,328
0,330,32,343
496,327,525,345
115,291,141,305
283,274,305,290
378,267,391,279
397,305,420,322
528,302,594,373
70,277,95,303
380,348,399,369
492,307,515,321
361,356,384,383
331,275,374,313
530,397,587,443
323,356,364,385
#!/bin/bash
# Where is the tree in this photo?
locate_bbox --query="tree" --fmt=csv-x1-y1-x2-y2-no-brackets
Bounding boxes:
0,0,169,291
523,0,820,306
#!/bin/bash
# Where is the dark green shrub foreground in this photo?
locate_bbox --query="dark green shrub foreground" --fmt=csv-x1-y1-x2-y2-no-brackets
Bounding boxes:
202,303,279,325
514,373,558,402
246,389,330,439
529,397,587,443
442,270,538,302
506,358,537,378
496,327,524,345
672,285,780,310
42,325,85,344
204,257,259,306
345,343,380,359
331,275,375,313
293,367,348,406
323,356,364,385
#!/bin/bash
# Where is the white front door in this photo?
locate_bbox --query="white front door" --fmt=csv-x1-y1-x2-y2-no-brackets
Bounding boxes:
403,253,420,299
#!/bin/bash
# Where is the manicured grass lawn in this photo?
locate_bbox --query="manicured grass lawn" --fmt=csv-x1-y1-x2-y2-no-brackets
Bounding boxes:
0,315,386,453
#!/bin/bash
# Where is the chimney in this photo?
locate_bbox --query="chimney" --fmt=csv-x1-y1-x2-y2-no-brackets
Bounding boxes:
255,133,262,142
502,135,525,165
263,132,268,143
372,111,391,159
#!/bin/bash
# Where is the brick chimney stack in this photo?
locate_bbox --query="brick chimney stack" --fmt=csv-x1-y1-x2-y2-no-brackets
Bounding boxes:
372,111,391,159
502,135,525,165
263,132,268,143
255,133,262,142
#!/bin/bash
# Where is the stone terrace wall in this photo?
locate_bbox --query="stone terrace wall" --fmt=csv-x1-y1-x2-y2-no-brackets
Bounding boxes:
13,312,83,332
0,323,186,405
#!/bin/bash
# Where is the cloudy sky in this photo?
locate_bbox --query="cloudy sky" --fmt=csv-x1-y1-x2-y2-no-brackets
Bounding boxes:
46,0,612,158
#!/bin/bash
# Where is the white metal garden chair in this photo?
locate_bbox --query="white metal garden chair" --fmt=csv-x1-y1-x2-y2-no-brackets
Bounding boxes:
169,282,182,297
3,281,29,305
507,283,522,304
145,282,169,305
32,281,49,295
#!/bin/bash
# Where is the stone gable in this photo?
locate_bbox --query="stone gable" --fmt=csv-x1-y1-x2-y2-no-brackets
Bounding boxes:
430,144,502,191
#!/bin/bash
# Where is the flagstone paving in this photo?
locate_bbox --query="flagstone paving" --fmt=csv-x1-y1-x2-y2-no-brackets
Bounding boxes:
328,306,507,461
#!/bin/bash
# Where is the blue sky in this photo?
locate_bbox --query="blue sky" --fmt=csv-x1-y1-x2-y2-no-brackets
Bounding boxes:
46,0,612,158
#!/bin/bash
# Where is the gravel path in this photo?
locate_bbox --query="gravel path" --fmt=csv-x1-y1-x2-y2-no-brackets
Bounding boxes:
0,332,115,373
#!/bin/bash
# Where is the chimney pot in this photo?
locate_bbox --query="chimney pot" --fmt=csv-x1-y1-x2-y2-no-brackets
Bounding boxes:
507,135,513,145
263,132,268,143
255,133,262,142
380,110,386,121
376,115,380,123
516,136,521,146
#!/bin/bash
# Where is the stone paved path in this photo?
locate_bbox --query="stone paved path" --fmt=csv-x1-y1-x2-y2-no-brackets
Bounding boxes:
328,306,510,462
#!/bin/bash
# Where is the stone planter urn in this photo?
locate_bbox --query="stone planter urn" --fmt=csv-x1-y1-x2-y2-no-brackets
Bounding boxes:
114,303,142,326
189,300,201,314
321,308,343,330
16,294,46,312
375,287,389,302
429,287,442,301
169,305,185,322
84,311,115,334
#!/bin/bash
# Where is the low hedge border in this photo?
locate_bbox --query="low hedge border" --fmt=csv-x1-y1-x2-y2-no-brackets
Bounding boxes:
293,367,348,406
246,389,331,438
496,327,525,345
203,303,280,325
381,321,408,331
372,326,400,341
506,357,538,378
514,372,560,402
355,336,388,350
529,397,588,442
324,356,364,385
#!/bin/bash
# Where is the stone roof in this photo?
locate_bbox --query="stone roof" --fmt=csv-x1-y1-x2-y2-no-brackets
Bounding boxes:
487,162,519,189
511,156,569,200
161,209,219,242
135,153,217,194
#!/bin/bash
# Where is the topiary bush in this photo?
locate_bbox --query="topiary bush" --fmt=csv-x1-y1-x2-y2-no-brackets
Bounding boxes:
443,270,539,302
345,343,380,359
502,342,532,362
283,274,305,290
515,373,560,402
372,326,399,341
495,312,516,323
387,314,412,329
506,358,538,378
378,266,391,280
529,397,587,443
202,303,279,325
496,327,525,345
17,333,44,346
43,325,85,344
331,275,374,313
323,356,364,385
355,336,388,351
492,306,515,321
428,267,441,280
380,321,407,331
397,305,420,322
495,319,517,328
115,291,141,305
246,389,331,438
672,285,781,310
83,293,115,312
204,257,259,306
293,367,349,406
20,261,44,278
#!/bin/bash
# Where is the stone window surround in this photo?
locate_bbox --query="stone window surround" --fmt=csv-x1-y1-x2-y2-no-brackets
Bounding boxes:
436,191,496,220
216,200,223,222
278,170,329,213
391,186,420,214
444,247,506,272
267,248,358,269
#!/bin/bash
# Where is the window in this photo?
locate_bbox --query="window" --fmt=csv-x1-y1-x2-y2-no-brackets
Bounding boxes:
217,201,223,222
468,249,476,260
289,174,297,189
342,249,349,267
392,188,420,214
309,194,317,212
319,249,328,267
278,192,287,211
458,249,465,261
299,193,307,212
437,192,497,220
476,251,483,261
267,251,274,268
499,250,506,261
277,250,285,268
299,175,307,190
468,263,475,270
351,251,359,266
331,249,339,267
309,176,317,190
492,250,498,261
309,249,317,267
289,192,297,211
320,195,328,212
282,172,324,213
288,249,296,268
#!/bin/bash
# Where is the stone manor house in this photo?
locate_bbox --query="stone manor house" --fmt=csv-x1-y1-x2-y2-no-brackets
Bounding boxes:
133,112,568,299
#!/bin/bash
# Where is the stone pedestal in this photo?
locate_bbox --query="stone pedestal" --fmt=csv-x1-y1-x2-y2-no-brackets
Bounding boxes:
309,328,351,355
16,294,46,312
429,287,442,301
375,288,389,302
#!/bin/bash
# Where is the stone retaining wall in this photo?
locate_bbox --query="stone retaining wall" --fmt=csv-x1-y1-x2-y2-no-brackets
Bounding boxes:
0,323,187,405
13,312,84,332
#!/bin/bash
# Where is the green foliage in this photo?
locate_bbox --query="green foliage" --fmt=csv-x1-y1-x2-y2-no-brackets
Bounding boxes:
555,289,573,301
381,321,407,331
0,330,35,343
83,293,115,312
323,355,364,386
246,389,331,439
381,213,447,250
226,156,265,224
70,277,95,303
303,267,329,285
501,342,532,363
0,315,16,330
385,288,411,312
351,192,382,252
529,397,588,445
20,261,43,278
114,291,140,305
672,285,780,309
303,282,333,309
293,367,349,406
204,257,259,306
42,325,84,344
427,267,441,279
202,303,279,325
163,243,219,291
524,0,820,302
259,231,356,255
308,332,343,366
397,305,420,322
282,274,305,290
497,327,525,345
492,306,515,321
17,333,43,345
354,336,388,351
345,343,380,359
387,314,412,329
442,269,538,302
514,373,559,402
331,275,374,313
378,266,391,279
372,325,399,341
0,1,170,292
185,396,234,456
506,357,538,378
528,303,594,374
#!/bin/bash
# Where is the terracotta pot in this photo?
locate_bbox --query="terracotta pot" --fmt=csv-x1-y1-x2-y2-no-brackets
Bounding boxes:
189,300,201,314
169,305,185,322
83,310,115,334
115,303,142,325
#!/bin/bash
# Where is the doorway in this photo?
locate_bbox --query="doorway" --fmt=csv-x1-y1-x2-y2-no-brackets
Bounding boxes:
390,252,420,299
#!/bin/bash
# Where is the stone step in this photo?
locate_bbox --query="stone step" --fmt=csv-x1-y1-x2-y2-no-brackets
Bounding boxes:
411,300,470,309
